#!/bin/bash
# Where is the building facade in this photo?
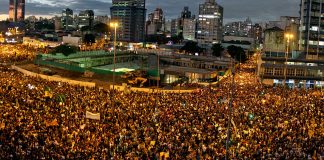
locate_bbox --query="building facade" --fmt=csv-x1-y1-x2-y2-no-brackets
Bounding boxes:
110,0,146,42
9,0,25,22
53,16,62,31
196,0,223,49
146,8,164,35
224,17,253,37
78,10,95,29
251,23,263,45
95,15,110,25
170,18,180,37
183,18,196,41
61,8,74,31
299,0,324,60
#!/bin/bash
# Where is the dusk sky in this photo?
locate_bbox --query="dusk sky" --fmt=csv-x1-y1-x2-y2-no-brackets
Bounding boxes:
0,0,299,23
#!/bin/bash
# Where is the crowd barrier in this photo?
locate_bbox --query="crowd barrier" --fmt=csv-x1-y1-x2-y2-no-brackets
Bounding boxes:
110,85,195,93
11,65,96,88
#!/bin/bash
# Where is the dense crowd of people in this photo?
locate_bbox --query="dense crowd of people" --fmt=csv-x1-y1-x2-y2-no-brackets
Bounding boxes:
0,44,39,63
0,46,323,159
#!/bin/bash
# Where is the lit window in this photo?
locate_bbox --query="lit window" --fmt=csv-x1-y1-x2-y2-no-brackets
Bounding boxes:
311,26,318,31
309,41,318,45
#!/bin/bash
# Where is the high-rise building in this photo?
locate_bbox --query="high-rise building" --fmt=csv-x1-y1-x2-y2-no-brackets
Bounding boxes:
251,23,263,45
164,20,172,37
177,7,196,40
9,0,25,22
224,21,241,36
164,20,171,32
223,17,252,37
171,19,180,37
110,0,146,42
183,18,196,41
181,6,192,19
299,0,324,60
54,16,62,31
146,8,164,35
95,15,110,24
196,0,223,48
61,8,74,31
168,7,194,38
78,10,95,29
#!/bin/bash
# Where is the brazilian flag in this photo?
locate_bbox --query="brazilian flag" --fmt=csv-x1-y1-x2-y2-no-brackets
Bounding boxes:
56,94,66,103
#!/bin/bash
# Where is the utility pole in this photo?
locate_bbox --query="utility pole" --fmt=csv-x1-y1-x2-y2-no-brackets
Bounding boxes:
225,58,235,160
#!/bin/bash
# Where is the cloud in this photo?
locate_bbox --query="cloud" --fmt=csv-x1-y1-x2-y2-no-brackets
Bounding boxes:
218,0,299,23
0,0,299,23
146,0,299,23
0,1,8,14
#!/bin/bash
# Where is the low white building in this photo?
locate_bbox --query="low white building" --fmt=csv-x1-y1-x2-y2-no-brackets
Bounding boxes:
62,35,82,46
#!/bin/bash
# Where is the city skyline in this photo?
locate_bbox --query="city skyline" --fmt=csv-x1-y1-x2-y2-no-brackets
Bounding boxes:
0,0,298,23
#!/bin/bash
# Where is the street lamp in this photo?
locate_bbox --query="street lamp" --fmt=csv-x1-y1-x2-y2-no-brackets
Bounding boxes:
284,33,293,87
110,22,118,91
283,33,293,108
225,58,235,160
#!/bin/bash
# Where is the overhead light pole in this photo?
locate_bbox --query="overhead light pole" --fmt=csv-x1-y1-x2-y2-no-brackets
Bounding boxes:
284,33,293,87
284,33,293,107
225,58,235,160
110,22,118,91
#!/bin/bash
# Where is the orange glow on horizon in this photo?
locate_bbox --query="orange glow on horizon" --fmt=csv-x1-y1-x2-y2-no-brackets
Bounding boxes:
0,14,8,21
0,14,55,21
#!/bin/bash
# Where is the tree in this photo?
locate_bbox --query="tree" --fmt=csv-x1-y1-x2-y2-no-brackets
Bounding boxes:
93,23,109,34
84,34,96,45
181,41,202,54
227,45,248,63
81,26,91,32
51,45,78,56
34,21,55,31
211,44,224,57
170,33,183,44
146,34,168,44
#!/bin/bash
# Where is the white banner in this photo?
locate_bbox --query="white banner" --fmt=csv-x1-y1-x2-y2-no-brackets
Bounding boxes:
80,124,86,129
86,111,100,120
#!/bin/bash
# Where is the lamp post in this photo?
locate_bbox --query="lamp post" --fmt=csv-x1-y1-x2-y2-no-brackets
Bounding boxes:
284,33,293,107
284,33,293,87
225,58,235,160
110,22,118,91
157,53,160,89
